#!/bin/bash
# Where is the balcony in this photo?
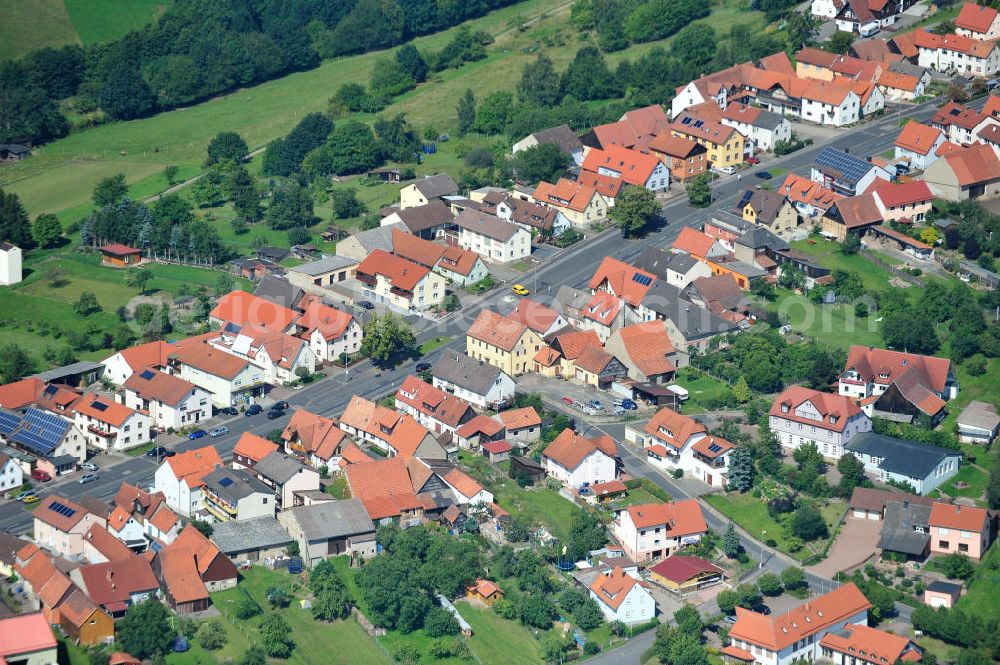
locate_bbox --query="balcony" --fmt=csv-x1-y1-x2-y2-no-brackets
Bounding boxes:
356,272,376,287
693,452,727,468
390,285,413,299
87,425,115,438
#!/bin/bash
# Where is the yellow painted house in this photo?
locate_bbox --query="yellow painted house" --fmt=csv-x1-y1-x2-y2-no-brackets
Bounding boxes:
466,310,544,376
670,116,746,170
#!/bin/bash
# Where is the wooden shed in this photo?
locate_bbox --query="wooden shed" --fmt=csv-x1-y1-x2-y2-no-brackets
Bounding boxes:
99,243,142,268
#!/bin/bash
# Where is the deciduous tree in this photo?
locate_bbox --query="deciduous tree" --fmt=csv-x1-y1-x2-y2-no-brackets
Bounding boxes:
457,88,476,137
612,185,658,238
118,600,175,659
686,173,712,208
31,213,62,248
206,131,248,165
360,313,417,367
517,54,560,107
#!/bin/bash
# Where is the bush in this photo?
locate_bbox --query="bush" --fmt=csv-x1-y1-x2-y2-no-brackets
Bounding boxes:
233,595,261,620
790,505,828,542
424,607,460,637
197,619,228,650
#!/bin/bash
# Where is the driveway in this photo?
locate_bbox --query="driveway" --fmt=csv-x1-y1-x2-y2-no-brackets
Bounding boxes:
807,517,881,578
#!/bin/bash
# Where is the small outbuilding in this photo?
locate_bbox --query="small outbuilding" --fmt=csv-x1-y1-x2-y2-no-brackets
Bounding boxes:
466,579,504,607
924,580,962,609
648,555,724,592
956,400,1000,444
99,243,142,268
481,440,513,463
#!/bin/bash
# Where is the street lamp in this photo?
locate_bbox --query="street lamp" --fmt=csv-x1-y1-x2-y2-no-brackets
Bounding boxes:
760,530,767,569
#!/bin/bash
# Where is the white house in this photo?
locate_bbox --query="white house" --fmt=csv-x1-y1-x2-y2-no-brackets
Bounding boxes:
248,333,316,385
915,29,1000,77
395,375,475,436
0,452,23,493
768,386,872,459
101,340,172,386
955,3,1000,41
433,246,489,286
611,500,708,562
800,83,860,127
106,506,148,552
721,104,792,152
452,210,532,264
123,368,211,430
541,428,618,488
152,445,223,517
0,242,22,286
581,145,670,192
589,568,656,625
845,432,961,494
728,583,872,665
73,393,151,452
811,0,840,19
894,121,946,171
431,349,517,410
0,408,87,468
624,408,732,488
168,339,268,407
294,297,362,364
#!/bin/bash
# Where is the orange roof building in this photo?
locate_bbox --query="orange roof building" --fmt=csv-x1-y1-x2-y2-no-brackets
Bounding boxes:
0,612,57,660
496,407,541,439
355,249,446,311
820,623,922,664
541,428,618,486
929,503,992,560
339,395,446,459
466,309,544,377
729,583,871,659
154,445,223,517
232,432,279,469
611,499,708,562
509,298,566,336
956,2,1000,39
770,385,871,456
588,256,658,307
281,408,348,467
924,142,1000,202
395,374,476,434
605,320,677,383
209,290,298,335
840,345,955,422
581,145,669,191
588,567,655,623
532,178,608,226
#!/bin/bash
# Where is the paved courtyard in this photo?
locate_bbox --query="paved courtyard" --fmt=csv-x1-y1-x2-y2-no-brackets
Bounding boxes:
807,517,881,578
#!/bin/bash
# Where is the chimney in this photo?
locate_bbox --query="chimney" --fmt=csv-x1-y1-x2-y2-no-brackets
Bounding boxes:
106,568,113,582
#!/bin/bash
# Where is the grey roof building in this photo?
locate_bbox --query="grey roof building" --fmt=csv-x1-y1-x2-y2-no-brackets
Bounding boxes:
211,515,293,561
387,201,456,238
453,209,522,242
344,223,399,255
846,432,962,495
31,361,105,386
253,276,304,310
433,349,508,396
203,467,271,504
639,282,737,350
514,124,584,157
289,256,357,277
412,174,459,200
277,499,377,567
956,400,1000,444
877,499,931,557
256,452,312,485
633,247,704,281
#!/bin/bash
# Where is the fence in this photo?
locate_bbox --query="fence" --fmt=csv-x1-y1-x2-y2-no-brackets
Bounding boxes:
859,248,923,286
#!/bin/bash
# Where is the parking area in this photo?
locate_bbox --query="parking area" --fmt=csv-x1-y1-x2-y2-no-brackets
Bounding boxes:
516,374,650,417
807,517,881,578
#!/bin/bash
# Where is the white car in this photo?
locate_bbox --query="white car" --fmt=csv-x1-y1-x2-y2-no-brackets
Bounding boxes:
209,427,229,437
80,462,99,471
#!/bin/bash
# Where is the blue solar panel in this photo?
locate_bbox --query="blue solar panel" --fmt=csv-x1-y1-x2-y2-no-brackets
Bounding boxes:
708,443,722,453
219,477,233,487
814,147,872,185
11,409,70,456
631,273,652,286
49,500,77,518
738,190,754,209
91,400,108,411
140,369,155,380
0,411,19,436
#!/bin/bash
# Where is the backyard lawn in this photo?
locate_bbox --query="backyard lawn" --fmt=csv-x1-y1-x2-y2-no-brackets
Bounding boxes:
704,492,846,562
673,368,732,413
457,602,544,665
938,464,989,504
494,482,583,544
956,539,1000,620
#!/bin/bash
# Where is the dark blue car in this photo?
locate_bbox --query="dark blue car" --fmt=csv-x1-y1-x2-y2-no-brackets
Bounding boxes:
188,429,208,440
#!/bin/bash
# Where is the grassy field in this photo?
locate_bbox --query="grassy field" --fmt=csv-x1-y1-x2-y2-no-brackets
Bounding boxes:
458,602,544,665
673,368,732,413
938,463,989,504
209,566,392,665
0,0,172,61
2,0,765,221
704,493,846,562
956,538,1000,620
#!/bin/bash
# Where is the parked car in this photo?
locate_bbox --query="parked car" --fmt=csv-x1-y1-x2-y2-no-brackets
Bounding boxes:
266,409,285,420
561,397,574,405
245,404,263,416
30,469,51,482
145,446,175,459
80,462,99,472
746,155,760,165
22,494,40,505
209,427,229,437
589,399,603,410
357,300,375,310
511,284,530,296
78,473,99,485
754,171,773,180
13,490,36,502
620,398,637,410
218,406,238,416
273,401,289,411
188,429,208,440
751,604,772,615
415,362,431,372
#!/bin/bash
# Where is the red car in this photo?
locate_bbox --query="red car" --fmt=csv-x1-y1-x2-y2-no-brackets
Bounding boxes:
561,397,574,405
746,156,760,165
31,469,52,482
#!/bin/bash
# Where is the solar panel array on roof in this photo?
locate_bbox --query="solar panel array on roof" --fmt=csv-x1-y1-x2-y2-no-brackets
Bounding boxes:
48,500,77,518
43,385,57,397
632,273,653,286
708,443,723,453
814,147,873,185
0,410,19,436
91,401,108,411
140,369,156,380
12,409,69,456
219,477,233,487
738,191,753,209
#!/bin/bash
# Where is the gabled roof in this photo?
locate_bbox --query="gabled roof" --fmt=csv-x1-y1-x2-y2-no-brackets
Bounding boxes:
255,451,313,485
590,567,646,610
281,409,345,461
391,228,446,268
931,100,983,130
819,623,918,664
344,457,422,520
581,145,662,186
592,104,668,149
342,223,400,255
939,143,1000,187
577,170,626,199
340,395,433,458
878,70,920,92
209,290,298,334
83,523,133,561
644,408,706,449
648,555,724,583
796,47,839,68
396,375,474,429
801,80,854,106
497,406,541,430
758,51,795,75
957,3,1000,33
253,275,304,310
867,179,933,208
123,368,198,407
913,28,999,58
525,124,584,154
283,499,375,540
467,310,530,352
114,340,173,373
844,345,951,393
294,296,354,341
356,250,431,292
453,209,523,242
780,174,843,210
928,502,988,532
770,386,861,433
510,298,562,334
542,428,617,470
587,256,657,307
533,179,599,213
583,291,621,327
432,349,507,395
895,121,943,156
0,613,58,658
670,113,739,146
437,245,482,276
623,499,707,534
163,445,222,490
744,189,792,224
615,320,676,377
829,194,882,229
77,556,159,607
456,414,505,440
846,432,961,478
74,392,137,428
730,583,871,651
100,243,141,257
648,133,706,160
34,494,90,532
671,227,719,258
552,329,603,361
169,337,252,380
411,174,459,199
574,345,619,375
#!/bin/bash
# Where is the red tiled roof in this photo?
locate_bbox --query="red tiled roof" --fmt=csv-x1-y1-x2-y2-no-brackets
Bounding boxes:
0,613,58,657
533,346,561,367
340,395,433,458
670,114,738,146
770,386,861,433
878,70,920,93
124,368,197,407
553,329,603,361
721,646,756,661
941,143,1000,187
801,80,853,106
390,229,446,268
819,623,917,664
357,249,431,292
482,440,513,455
759,51,795,75
914,28,999,58
209,290,297,333
624,499,707,534
796,47,838,68
456,414,505,439
77,556,159,607
169,338,251,380
644,408,707,450
498,407,541,430
396,375,473,428
164,445,222,489
780,174,843,210
100,243,141,257
730,583,871,651
467,309,530,352
281,409,345,461
75,392,136,428
533,178,599,213
648,133,705,160
957,3,1000,33
831,194,883,229
574,345,617,375
649,555,724,583
444,468,484,499
587,256,657,307
117,340,173,372
437,245,481,276
895,121,943,156
577,170,626,199
468,579,503,599
672,227,718,258
929,502,988,532
691,435,735,459
844,345,952,393
867,179,933,207
542,428,617,470
295,296,354,341
581,145,662,187
590,567,643,610
233,432,279,464
83,524,132,561
591,479,627,496
157,547,208,604
583,291,621,327
34,495,90,532
345,457,421,520
510,298,562,334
